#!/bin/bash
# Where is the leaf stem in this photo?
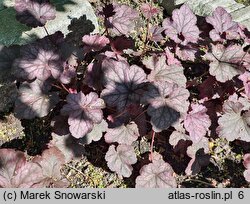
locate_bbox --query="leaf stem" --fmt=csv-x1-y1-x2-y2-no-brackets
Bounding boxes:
185,178,215,187
61,83,70,93
43,26,50,36
149,130,156,161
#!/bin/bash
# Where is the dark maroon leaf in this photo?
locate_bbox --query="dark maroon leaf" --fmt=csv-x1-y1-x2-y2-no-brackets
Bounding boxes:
51,115,70,136
0,46,20,83
110,36,135,54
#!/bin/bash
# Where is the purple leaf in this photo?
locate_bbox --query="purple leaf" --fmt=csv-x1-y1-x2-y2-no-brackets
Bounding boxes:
82,34,110,53
144,82,190,132
107,4,139,36
15,40,63,81
143,55,186,87
148,25,164,42
244,170,250,182
105,122,139,145
217,99,250,142
238,71,250,98
184,104,211,143
175,45,196,62
187,137,209,158
0,149,44,187
101,59,147,110
79,119,108,145
162,4,200,45
140,3,159,19
169,125,190,148
49,134,85,162
243,154,250,169
33,147,68,187
15,0,56,27
164,48,181,66
206,7,239,41
135,155,177,188
59,55,77,84
11,162,44,187
61,92,105,138
105,144,137,178
14,79,59,119
204,44,246,82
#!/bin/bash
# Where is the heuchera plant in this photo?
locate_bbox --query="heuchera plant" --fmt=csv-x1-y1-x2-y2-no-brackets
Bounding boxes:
1,0,250,187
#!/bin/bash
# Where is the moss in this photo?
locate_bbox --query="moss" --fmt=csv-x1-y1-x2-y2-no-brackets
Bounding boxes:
61,158,127,188
0,113,24,146
236,0,250,6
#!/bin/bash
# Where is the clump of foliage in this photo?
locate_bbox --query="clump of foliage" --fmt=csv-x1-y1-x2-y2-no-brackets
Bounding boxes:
1,0,250,188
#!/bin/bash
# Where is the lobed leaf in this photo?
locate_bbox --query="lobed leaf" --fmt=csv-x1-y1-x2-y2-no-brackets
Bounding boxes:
14,79,59,119
162,4,199,45
82,34,110,53
105,122,139,145
184,104,211,143
204,44,246,82
101,59,147,110
0,149,44,187
61,92,105,138
136,155,176,188
107,4,139,36
206,7,239,42
15,0,56,27
105,144,137,178
143,55,186,87
144,82,189,132
217,99,250,142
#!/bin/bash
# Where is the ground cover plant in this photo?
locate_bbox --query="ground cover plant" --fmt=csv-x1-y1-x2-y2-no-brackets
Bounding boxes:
1,0,250,188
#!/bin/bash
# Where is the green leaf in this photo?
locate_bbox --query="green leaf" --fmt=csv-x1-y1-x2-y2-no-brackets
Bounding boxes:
0,7,31,46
